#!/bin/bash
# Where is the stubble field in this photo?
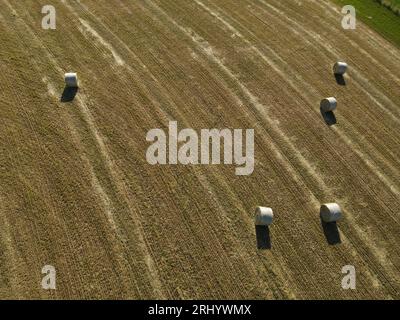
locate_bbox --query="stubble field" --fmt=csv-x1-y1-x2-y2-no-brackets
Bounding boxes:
0,0,399,299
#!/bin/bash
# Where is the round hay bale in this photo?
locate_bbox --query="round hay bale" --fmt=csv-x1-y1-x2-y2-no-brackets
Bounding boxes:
333,62,348,75
320,203,342,223
65,73,79,88
255,207,273,226
320,97,337,112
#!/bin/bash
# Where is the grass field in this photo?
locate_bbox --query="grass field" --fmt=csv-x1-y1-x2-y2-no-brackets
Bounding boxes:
378,0,400,15
333,0,400,47
0,0,399,299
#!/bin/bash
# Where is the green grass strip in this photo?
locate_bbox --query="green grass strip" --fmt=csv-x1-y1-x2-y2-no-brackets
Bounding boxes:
332,0,400,48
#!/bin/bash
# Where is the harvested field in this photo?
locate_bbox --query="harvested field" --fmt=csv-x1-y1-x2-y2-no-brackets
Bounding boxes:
0,0,399,299
377,0,400,15
334,0,400,46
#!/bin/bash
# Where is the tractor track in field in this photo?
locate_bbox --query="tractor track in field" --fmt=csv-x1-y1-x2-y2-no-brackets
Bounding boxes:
66,0,304,298
0,0,399,299
3,0,165,298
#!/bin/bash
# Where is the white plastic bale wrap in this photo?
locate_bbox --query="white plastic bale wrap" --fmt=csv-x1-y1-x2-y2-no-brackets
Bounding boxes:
333,62,348,75
255,207,274,226
320,203,342,223
320,97,337,112
65,73,79,88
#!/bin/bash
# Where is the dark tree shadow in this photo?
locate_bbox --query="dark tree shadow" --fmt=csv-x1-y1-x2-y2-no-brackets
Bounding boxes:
255,225,271,250
320,218,341,245
61,86,78,102
320,109,337,126
334,73,346,86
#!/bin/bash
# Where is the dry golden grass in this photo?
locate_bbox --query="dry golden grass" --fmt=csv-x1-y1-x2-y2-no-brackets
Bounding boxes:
0,0,399,299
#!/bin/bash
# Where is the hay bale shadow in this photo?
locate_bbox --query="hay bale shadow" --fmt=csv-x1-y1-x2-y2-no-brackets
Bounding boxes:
255,225,271,250
320,109,337,126
61,87,78,102
320,218,341,245
334,73,346,86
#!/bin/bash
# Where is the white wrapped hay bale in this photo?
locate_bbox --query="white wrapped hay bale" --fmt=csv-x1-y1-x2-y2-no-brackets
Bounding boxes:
333,62,348,75
320,97,337,112
320,203,342,223
64,73,79,88
255,207,273,226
